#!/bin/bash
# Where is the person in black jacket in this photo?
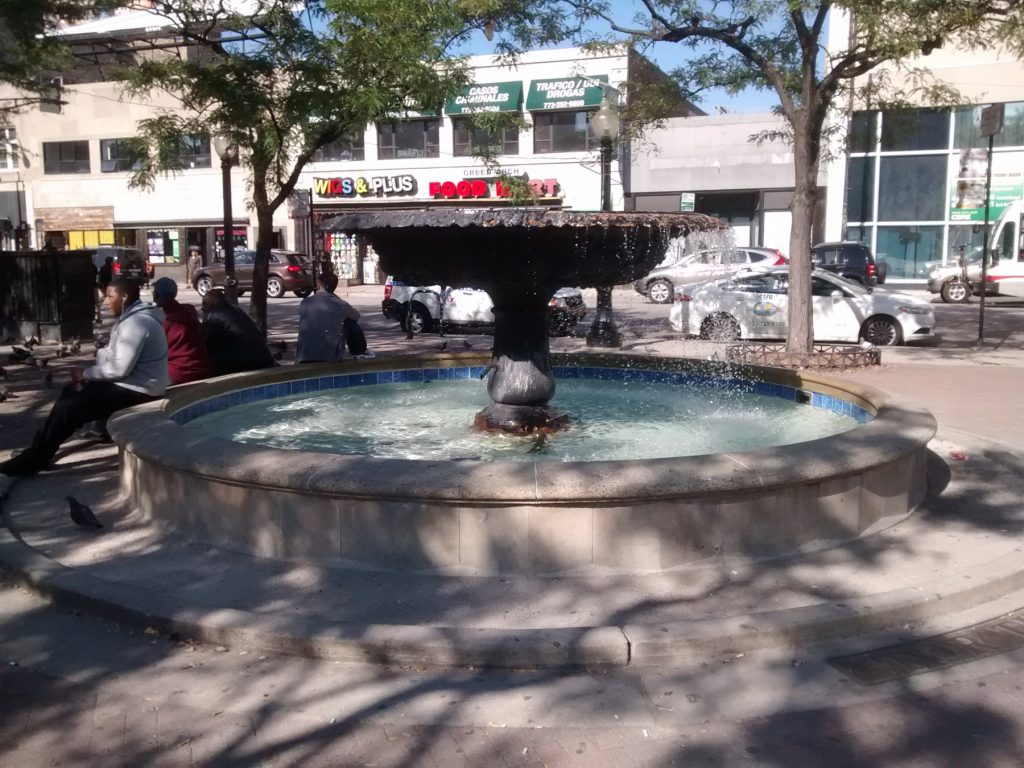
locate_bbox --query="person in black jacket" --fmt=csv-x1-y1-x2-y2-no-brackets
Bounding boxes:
200,290,275,376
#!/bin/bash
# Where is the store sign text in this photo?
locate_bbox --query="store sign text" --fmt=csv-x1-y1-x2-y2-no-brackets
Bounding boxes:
313,174,417,198
429,178,560,199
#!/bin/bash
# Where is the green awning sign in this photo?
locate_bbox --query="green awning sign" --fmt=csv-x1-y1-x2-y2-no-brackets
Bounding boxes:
526,75,608,111
445,81,523,114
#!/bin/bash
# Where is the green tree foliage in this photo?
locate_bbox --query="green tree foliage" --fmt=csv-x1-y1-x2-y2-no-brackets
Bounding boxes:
0,0,121,115
116,0,493,333
490,0,1024,355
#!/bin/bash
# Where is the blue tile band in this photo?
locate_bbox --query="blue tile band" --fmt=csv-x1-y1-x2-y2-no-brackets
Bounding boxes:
170,367,872,425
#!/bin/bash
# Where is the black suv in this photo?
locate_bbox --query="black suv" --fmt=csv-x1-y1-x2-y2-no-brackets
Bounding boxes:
810,242,885,286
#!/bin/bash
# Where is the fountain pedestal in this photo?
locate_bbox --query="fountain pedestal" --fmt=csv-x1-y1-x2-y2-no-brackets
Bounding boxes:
475,296,569,433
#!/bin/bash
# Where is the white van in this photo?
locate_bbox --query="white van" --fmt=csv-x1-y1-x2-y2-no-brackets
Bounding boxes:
986,200,1024,298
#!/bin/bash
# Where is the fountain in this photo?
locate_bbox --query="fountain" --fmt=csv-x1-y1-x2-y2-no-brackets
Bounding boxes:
108,209,935,576
330,209,722,433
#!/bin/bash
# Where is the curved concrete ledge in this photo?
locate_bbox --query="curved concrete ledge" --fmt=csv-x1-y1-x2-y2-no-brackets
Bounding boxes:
109,354,936,575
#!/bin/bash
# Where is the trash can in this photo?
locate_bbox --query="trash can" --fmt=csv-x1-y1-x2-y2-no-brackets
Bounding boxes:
0,249,96,343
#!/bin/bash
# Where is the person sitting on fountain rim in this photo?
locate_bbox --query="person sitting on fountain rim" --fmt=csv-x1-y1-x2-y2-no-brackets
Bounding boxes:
0,277,169,478
295,272,362,363
201,289,276,375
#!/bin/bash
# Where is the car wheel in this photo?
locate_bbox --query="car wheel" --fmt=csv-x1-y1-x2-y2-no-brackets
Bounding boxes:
876,261,887,285
401,304,433,335
194,276,213,297
294,288,313,298
940,280,970,303
860,315,902,346
266,276,285,298
647,278,673,304
699,313,740,341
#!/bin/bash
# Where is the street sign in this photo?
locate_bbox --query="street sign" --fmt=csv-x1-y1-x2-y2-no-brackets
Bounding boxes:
980,104,1004,137
679,192,695,212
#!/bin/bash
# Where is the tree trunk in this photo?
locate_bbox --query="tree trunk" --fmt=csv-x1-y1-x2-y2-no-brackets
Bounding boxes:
249,205,274,337
786,115,820,357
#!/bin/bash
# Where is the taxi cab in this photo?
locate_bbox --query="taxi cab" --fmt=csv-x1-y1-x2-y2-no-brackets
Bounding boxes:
670,267,935,346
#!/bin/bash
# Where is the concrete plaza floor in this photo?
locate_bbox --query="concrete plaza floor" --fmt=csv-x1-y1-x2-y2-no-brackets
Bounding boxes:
1,285,1023,766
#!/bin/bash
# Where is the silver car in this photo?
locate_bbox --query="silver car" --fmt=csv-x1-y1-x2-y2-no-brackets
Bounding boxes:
633,247,787,304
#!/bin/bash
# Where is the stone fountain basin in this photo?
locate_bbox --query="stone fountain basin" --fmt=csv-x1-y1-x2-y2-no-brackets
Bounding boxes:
109,354,936,576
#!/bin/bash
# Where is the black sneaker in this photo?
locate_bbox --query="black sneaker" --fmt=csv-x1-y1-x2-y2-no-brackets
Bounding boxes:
0,450,45,477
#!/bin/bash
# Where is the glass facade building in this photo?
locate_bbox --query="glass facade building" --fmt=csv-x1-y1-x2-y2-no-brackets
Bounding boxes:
845,103,1024,279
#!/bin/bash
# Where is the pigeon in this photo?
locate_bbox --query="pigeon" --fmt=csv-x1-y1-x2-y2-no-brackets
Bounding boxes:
23,336,39,349
0,385,9,402
9,347,30,363
405,329,414,341
0,366,7,380
462,339,472,350
275,339,287,353
66,496,103,530
436,341,448,352
69,340,81,354
42,372,54,389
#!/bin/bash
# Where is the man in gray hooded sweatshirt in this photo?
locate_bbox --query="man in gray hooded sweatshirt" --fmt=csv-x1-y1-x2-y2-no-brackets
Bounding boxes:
0,277,168,477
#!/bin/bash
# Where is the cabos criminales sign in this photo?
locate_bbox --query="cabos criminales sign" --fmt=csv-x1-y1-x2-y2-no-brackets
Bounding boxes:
313,174,417,198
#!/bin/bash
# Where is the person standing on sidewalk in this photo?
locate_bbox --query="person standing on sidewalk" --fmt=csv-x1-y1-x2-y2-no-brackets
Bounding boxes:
0,277,168,477
95,256,114,324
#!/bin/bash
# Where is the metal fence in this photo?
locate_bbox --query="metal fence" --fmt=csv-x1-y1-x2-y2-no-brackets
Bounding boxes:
0,250,96,342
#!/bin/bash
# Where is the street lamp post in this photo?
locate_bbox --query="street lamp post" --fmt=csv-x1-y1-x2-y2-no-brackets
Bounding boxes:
586,94,622,348
211,134,240,305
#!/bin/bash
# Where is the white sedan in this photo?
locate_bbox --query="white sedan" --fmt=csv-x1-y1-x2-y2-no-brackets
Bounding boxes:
669,267,935,346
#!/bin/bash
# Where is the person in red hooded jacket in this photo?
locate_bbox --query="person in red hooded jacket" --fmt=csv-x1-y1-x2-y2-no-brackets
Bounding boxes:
152,277,210,385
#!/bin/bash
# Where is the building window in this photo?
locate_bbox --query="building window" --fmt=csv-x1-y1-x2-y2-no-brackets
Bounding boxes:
377,119,440,160
176,134,211,168
875,224,943,279
319,133,364,162
880,108,949,152
100,138,144,172
848,111,877,153
0,127,17,170
43,140,90,174
452,117,519,157
955,101,1024,148
877,155,946,221
846,157,874,223
533,110,599,153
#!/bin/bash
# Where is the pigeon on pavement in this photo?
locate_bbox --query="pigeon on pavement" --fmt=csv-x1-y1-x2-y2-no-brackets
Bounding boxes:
66,496,104,530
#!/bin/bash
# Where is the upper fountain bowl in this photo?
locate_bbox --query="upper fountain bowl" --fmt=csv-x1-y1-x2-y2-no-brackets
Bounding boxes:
325,209,725,295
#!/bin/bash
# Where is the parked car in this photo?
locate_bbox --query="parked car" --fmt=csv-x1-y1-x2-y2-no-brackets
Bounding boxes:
382,278,587,336
192,249,314,298
90,246,154,286
632,247,787,304
810,241,885,286
669,267,934,347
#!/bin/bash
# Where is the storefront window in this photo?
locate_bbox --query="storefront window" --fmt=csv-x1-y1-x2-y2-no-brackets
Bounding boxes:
880,108,949,152
947,224,986,266
843,226,873,247
955,102,1024,149
846,157,874,222
452,117,519,157
320,134,364,162
849,111,877,153
877,155,946,221
875,225,943,279
377,119,440,159
533,110,599,154
43,140,90,174
100,138,144,172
